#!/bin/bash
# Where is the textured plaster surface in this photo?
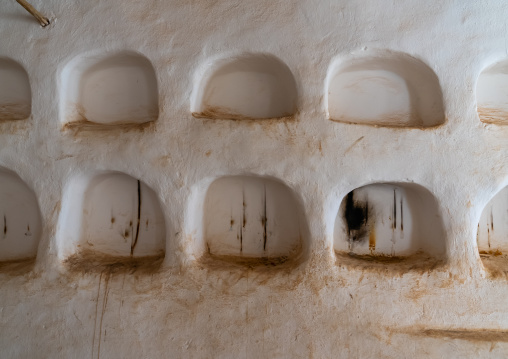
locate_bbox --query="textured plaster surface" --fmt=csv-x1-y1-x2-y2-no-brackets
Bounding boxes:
1,0,508,358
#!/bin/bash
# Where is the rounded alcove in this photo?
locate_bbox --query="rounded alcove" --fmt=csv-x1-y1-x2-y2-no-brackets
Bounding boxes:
57,172,166,271
334,183,446,270
477,186,508,276
0,57,31,122
201,176,307,266
60,51,159,131
0,168,42,262
326,50,444,128
476,58,508,125
191,54,297,120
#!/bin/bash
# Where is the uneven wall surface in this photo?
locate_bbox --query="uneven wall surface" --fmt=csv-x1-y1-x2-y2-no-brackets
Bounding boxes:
1,0,508,358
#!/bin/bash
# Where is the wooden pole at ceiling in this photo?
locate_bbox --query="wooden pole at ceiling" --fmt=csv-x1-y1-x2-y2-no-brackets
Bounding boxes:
15,0,50,27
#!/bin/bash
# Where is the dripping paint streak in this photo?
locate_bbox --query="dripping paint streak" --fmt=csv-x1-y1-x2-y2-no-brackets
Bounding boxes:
240,224,243,252
3,215,6,237
263,185,267,251
400,199,404,231
242,189,246,228
491,209,494,230
369,221,376,253
393,189,397,230
488,226,491,248
131,180,141,255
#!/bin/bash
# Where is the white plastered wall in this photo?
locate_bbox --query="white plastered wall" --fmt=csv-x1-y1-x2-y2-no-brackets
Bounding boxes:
1,1,508,358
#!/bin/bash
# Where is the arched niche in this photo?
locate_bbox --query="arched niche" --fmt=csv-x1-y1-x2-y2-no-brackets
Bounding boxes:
57,172,166,264
476,59,508,125
191,54,297,120
326,50,444,128
203,176,307,265
0,58,31,122
334,183,445,261
0,168,42,261
60,51,159,129
477,186,508,254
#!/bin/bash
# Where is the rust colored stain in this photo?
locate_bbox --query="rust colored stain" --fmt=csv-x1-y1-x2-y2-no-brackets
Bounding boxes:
63,249,164,274
335,251,444,275
400,326,508,342
0,103,31,121
478,106,508,125
192,106,295,122
369,224,376,252
63,119,155,134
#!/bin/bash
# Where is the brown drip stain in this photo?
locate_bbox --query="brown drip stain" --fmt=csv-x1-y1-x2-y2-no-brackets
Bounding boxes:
368,225,376,253
110,217,115,224
3,215,6,236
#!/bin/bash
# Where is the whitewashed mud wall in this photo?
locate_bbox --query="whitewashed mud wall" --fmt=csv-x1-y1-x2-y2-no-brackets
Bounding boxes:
1,1,508,358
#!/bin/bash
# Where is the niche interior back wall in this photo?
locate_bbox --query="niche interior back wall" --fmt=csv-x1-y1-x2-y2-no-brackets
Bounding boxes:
1,1,508,358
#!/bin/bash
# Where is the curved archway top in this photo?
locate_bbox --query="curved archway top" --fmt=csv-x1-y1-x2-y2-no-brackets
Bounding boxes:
191,53,298,120
60,50,159,128
326,49,444,128
476,57,508,125
0,57,31,122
